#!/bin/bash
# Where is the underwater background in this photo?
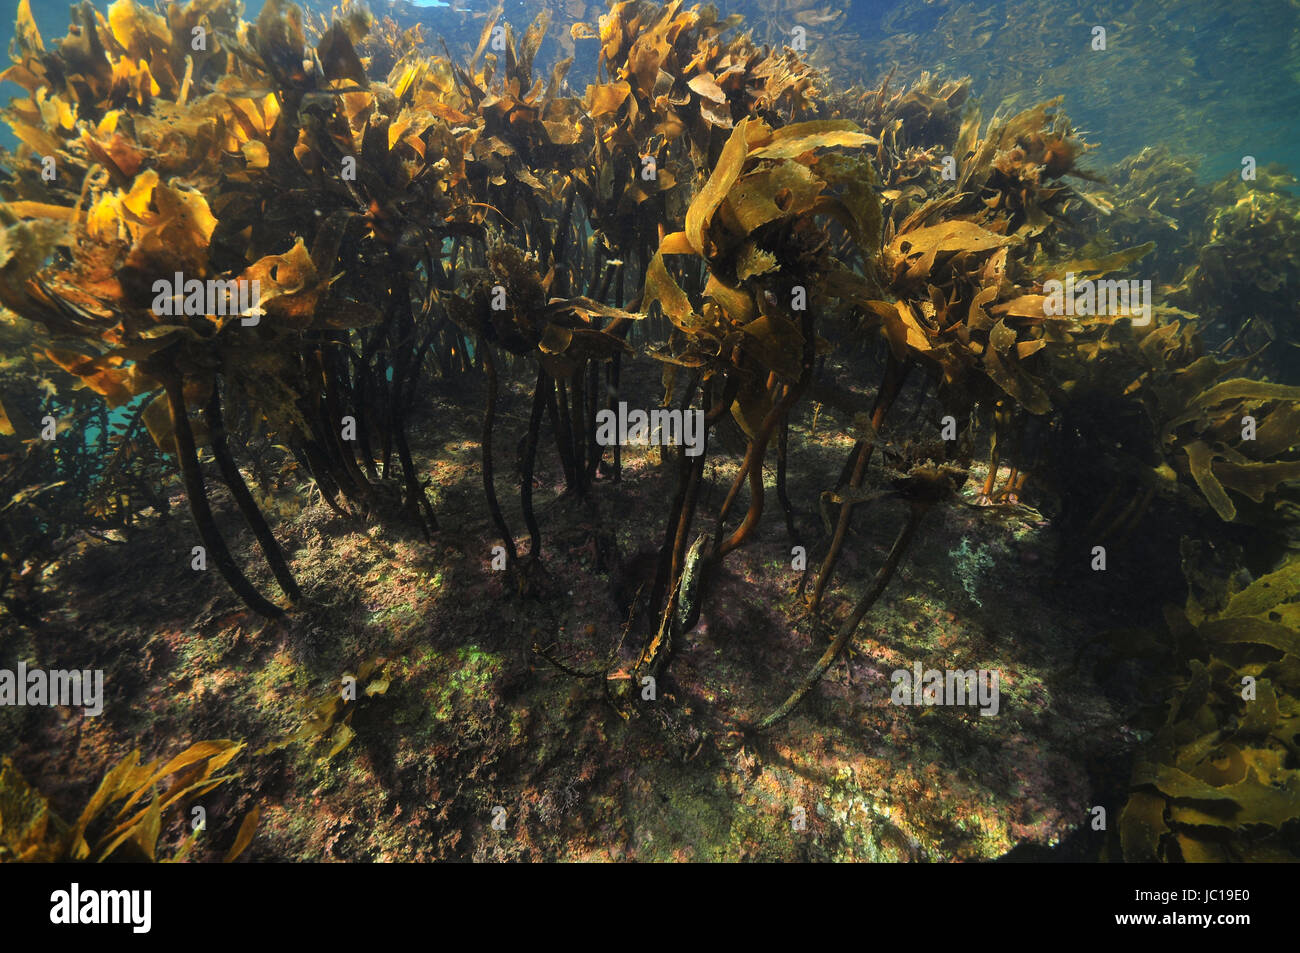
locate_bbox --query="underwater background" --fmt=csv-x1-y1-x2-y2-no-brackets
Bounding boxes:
0,0,1298,863
9,0,1300,174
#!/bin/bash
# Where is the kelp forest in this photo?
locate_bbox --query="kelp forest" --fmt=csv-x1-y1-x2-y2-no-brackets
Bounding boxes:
0,0,1298,866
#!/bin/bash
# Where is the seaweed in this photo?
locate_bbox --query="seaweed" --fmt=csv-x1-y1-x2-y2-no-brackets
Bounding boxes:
0,0,1298,864
1116,549,1300,862
0,740,258,863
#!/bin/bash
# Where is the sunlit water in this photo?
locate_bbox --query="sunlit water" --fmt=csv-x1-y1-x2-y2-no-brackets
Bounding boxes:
4,0,1296,181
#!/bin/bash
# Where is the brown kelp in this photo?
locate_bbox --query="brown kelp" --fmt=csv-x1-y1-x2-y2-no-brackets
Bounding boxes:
0,740,258,862
1,1,1298,821
1116,548,1300,862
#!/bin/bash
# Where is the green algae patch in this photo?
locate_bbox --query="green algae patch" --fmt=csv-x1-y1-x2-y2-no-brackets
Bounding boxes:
250,650,311,706
369,602,418,630
948,537,997,608
430,647,506,723
620,764,737,862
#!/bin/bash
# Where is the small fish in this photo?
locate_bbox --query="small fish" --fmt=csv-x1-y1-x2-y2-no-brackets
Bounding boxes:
1075,188,1114,216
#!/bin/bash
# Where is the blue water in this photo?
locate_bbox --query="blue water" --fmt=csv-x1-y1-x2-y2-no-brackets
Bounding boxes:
2,1,1297,182
82,397,144,456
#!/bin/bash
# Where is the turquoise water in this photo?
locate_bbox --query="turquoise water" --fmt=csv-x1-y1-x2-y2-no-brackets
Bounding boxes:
391,0,1296,179
832,0,1300,179
5,1,1296,180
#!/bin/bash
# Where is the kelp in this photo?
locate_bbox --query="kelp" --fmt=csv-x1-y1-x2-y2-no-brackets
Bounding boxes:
0,224,174,621
1171,168,1300,382
0,740,259,862
0,0,489,612
1,0,1298,761
258,656,390,763
868,0,1299,177
1116,547,1300,862
635,111,895,687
